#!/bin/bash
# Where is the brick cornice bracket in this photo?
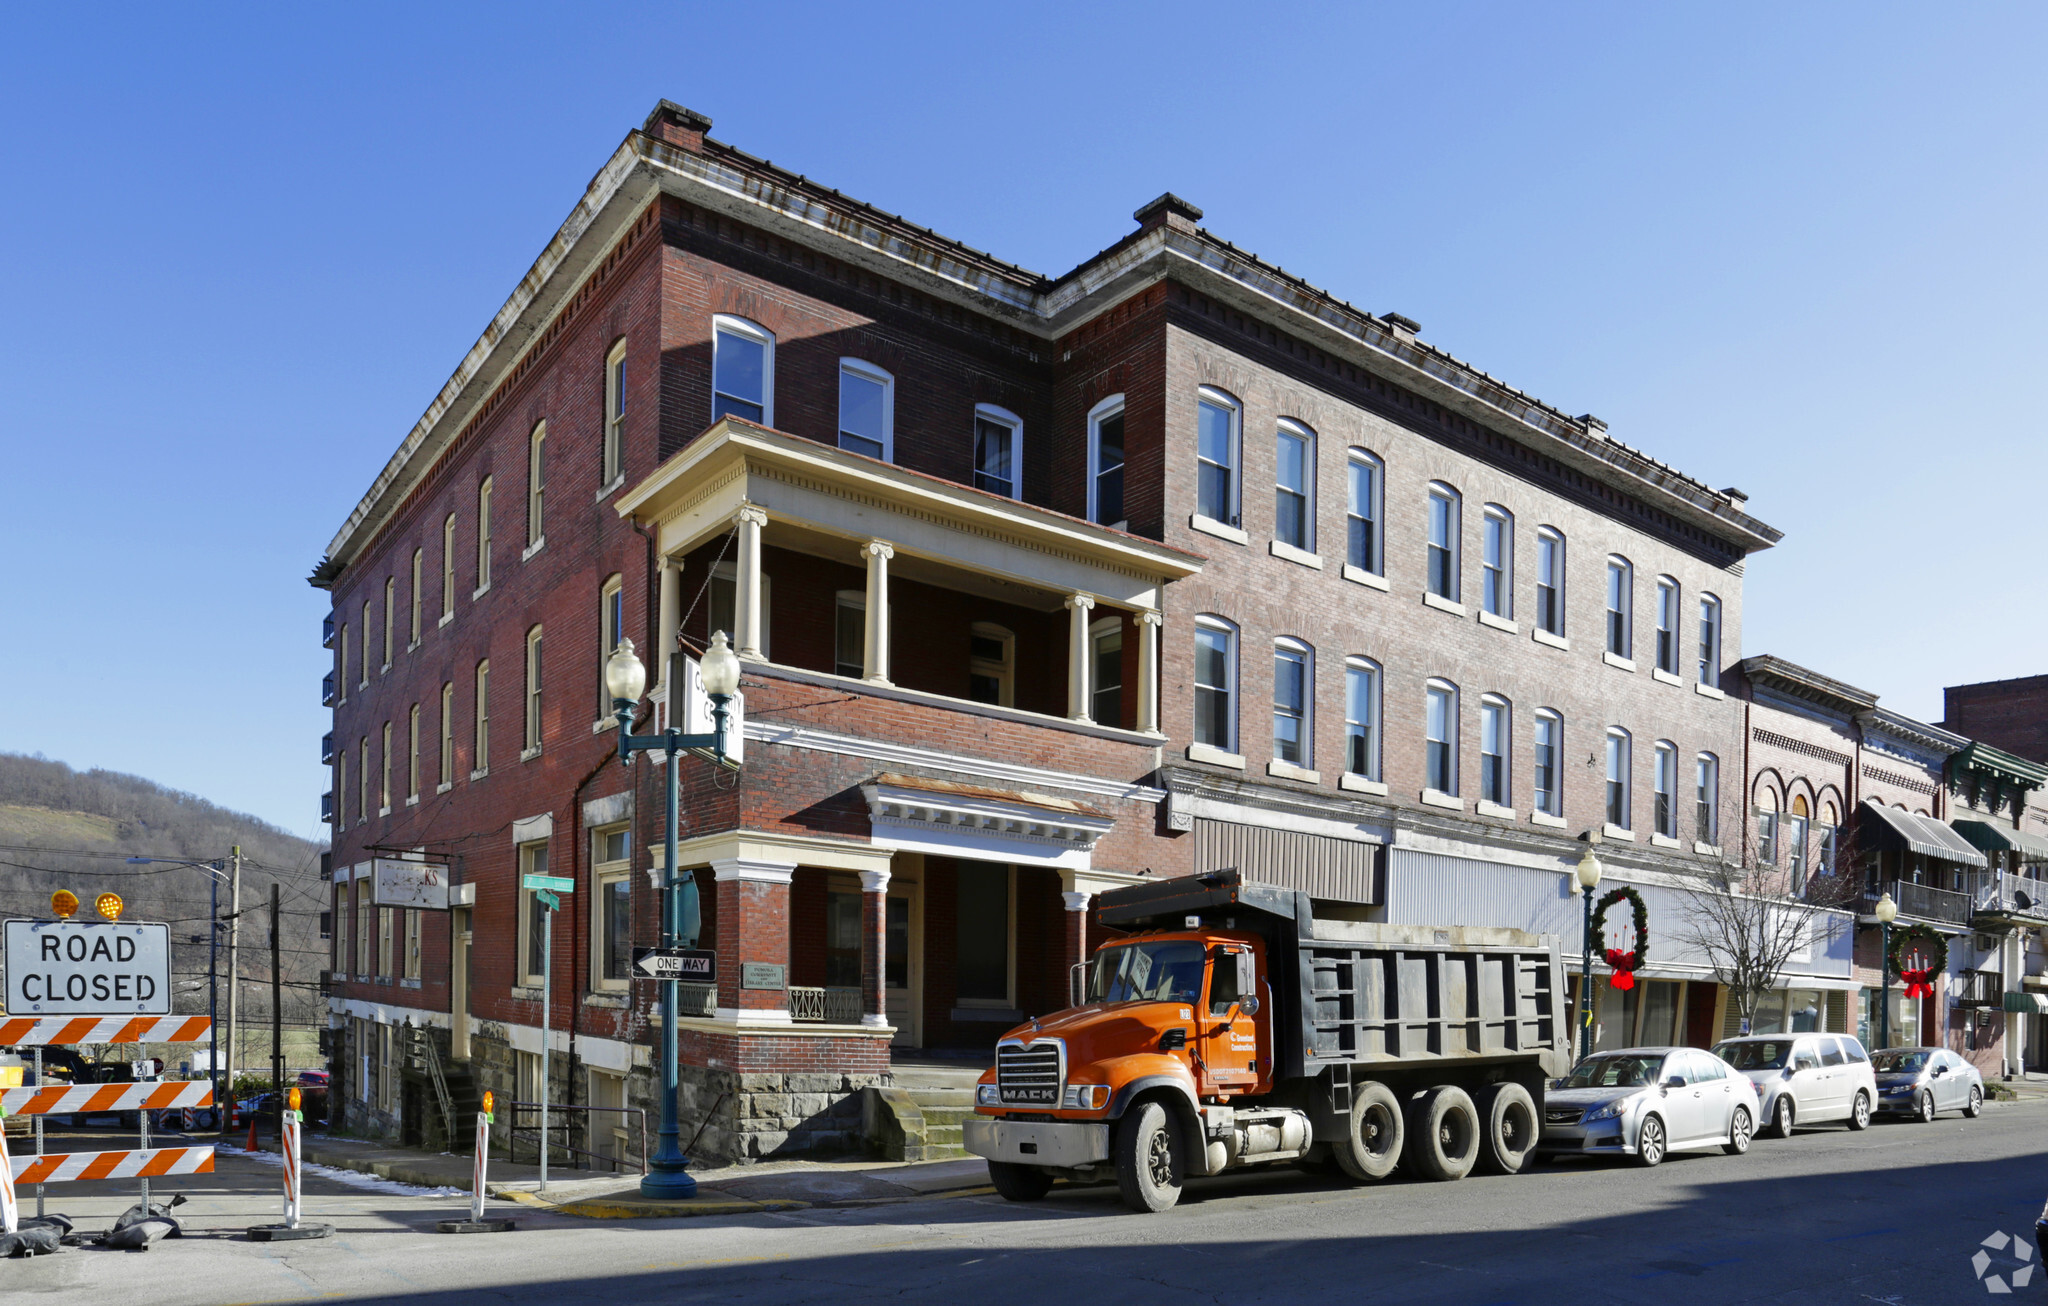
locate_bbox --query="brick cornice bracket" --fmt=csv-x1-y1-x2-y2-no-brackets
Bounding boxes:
711,856,795,884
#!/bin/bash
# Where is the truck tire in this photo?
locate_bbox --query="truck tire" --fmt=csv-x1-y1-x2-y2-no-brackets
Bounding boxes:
987,1161,1054,1202
1473,1082,1537,1175
1114,1100,1185,1213
1405,1085,1479,1182
1333,1081,1404,1182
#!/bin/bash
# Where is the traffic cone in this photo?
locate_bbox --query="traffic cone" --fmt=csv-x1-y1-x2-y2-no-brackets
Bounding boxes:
246,1111,259,1153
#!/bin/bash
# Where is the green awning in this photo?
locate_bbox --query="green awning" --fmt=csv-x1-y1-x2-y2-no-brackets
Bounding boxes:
1953,819,2048,863
2004,990,2048,1015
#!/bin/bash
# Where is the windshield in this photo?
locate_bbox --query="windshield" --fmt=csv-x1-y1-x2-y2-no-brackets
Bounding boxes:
1088,941,1207,1004
1563,1055,1665,1089
1871,1051,1930,1073
1714,1041,1791,1070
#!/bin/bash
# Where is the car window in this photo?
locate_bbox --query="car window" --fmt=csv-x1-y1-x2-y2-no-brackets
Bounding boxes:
1714,1040,1789,1070
1565,1055,1664,1088
1871,1049,1928,1073
1818,1038,1847,1067
1697,1054,1726,1081
1207,949,1241,1016
1659,1054,1694,1085
1792,1046,1821,1072
1839,1036,1869,1064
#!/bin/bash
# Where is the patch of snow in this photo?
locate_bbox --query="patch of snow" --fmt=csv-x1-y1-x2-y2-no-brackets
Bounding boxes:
215,1145,467,1198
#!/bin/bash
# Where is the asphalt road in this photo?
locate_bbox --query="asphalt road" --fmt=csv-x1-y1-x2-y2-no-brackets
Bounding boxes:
4,1103,2043,1304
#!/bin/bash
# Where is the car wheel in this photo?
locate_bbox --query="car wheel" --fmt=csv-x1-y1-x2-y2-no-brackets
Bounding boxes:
1847,1092,1872,1131
1473,1082,1538,1175
1404,1085,1480,1182
988,1161,1054,1202
1637,1115,1667,1167
1723,1106,1753,1155
1914,1090,1936,1124
1333,1081,1405,1183
1767,1096,1795,1140
1113,1100,1185,1213
1964,1085,1984,1119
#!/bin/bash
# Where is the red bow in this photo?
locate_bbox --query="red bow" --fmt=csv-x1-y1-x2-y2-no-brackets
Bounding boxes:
1900,966,1935,1000
1604,948,1638,991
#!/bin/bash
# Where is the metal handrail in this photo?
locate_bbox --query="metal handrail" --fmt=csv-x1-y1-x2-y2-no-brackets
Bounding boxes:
789,985,862,1023
1869,878,1972,927
504,1101,648,1175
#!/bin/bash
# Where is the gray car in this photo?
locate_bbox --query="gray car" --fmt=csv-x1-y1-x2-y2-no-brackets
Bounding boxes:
1538,1047,1759,1167
1712,1033,1878,1138
1871,1046,1985,1122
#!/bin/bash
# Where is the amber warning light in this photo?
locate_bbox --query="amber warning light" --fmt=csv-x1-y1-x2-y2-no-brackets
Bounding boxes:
50,890,79,919
95,893,124,922
481,1090,494,1120
289,1086,302,1112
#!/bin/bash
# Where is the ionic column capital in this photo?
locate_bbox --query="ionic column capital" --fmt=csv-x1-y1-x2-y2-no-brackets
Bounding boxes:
1064,593,1096,612
859,868,893,894
1137,609,1163,628
864,539,895,562
734,504,768,529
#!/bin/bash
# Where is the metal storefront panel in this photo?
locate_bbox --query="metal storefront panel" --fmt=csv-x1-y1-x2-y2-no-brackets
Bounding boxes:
1191,819,1382,904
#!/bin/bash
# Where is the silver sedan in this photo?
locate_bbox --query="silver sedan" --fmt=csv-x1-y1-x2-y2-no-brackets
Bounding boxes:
1872,1047,1985,1121
1538,1047,1760,1167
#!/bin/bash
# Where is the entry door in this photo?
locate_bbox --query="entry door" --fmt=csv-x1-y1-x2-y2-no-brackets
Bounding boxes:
885,878,922,1047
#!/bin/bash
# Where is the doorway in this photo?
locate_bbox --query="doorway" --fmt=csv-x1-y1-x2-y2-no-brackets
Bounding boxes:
886,863,923,1047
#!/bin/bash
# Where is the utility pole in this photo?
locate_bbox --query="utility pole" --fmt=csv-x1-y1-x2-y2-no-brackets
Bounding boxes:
271,880,284,1130
223,845,242,1139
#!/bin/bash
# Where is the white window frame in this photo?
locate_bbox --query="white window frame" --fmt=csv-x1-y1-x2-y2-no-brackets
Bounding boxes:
360,601,371,688
1535,527,1565,636
1605,557,1633,658
1346,448,1384,576
711,314,774,427
837,357,894,462
1481,506,1513,619
1534,709,1563,817
380,720,391,813
523,625,544,756
383,577,395,669
592,823,632,993
1344,657,1382,782
527,422,547,549
517,840,550,988
1655,576,1680,674
1425,680,1460,797
1698,593,1722,685
476,477,493,593
441,514,457,620
409,549,422,647
1606,727,1633,831
968,621,1015,708
358,737,368,824
1195,386,1242,529
599,573,624,715
439,682,454,788
603,338,628,488
407,704,420,802
1479,694,1510,807
403,907,422,982
473,660,490,777
338,622,349,701
1273,637,1313,768
972,403,1022,500
1696,752,1720,845
1193,615,1240,755
834,590,866,679
1653,740,1678,837
1274,419,1316,552
1427,483,1462,601
1089,615,1122,726
1086,394,1126,528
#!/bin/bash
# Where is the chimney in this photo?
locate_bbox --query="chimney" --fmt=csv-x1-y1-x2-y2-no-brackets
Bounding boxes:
1382,314,1421,344
1578,414,1608,439
643,101,712,152
1133,192,1203,235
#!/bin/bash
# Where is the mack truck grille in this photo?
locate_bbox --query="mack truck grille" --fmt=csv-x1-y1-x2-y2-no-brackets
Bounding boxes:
996,1041,1063,1106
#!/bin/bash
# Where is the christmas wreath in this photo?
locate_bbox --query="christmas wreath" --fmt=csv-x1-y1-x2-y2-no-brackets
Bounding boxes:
1591,885,1649,991
1887,922,1947,1000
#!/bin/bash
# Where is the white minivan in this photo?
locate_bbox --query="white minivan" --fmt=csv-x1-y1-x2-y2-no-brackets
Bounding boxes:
1711,1033,1878,1137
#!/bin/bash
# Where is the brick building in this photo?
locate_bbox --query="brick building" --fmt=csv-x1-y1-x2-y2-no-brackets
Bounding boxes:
311,101,1794,1162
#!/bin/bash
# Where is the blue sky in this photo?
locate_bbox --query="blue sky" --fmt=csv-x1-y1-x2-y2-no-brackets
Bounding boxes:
3,4,2044,836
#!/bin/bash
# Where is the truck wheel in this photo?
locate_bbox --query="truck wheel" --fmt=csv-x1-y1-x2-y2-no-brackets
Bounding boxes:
1114,1100,1185,1213
987,1161,1054,1202
1405,1085,1479,1182
1333,1081,1404,1182
1473,1083,1537,1175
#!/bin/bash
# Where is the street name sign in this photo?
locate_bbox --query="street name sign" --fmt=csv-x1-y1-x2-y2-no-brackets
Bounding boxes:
533,888,561,911
632,946,715,982
3,919,173,1016
522,874,574,893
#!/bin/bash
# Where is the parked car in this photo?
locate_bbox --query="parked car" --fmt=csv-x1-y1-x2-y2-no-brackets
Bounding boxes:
1871,1046,1985,1121
1711,1033,1879,1138
229,1092,278,1130
1538,1047,1759,1167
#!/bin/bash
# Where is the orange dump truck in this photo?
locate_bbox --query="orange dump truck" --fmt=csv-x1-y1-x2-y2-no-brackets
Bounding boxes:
965,869,1571,1211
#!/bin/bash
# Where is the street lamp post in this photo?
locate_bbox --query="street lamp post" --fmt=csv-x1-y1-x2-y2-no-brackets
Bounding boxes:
1576,841,1604,1064
1874,891,1898,1051
605,630,741,1201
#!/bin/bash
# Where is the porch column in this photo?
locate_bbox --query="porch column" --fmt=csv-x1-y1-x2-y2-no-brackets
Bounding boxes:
1061,890,1094,1004
1136,609,1163,735
655,554,681,713
863,540,894,686
711,857,797,1020
1066,594,1096,722
733,504,767,661
859,867,892,1028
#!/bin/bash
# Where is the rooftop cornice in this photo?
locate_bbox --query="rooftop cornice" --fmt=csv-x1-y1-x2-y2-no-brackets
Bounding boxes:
1858,707,1968,758
1737,655,1879,715
1952,740,2048,789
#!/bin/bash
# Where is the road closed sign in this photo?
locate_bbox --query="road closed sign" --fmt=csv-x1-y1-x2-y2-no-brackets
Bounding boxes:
3,919,173,1015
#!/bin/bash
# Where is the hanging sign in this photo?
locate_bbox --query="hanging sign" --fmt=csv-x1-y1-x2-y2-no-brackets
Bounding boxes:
373,859,452,910
3,920,172,1016
675,654,745,767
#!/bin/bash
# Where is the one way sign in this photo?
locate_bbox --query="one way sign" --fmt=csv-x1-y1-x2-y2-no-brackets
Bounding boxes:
633,946,716,982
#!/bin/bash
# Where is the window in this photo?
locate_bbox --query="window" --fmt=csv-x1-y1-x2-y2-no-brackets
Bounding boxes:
407,704,419,801
837,358,892,460
377,898,392,977
1653,741,1678,838
1534,710,1563,817
973,405,1020,499
1756,808,1778,865
834,592,865,679
599,574,624,712
1606,728,1631,829
1088,396,1126,527
1696,753,1720,844
527,423,546,547
338,623,349,701
968,622,1014,707
1427,484,1461,600
1090,617,1122,726
955,864,1013,1005
1535,528,1564,635
358,737,369,825
524,626,544,754
441,515,456,620
474,661,490,775
1655,577,1680,674
333,882,347,971
354,880,370,979
403,908,422,981
1196,388,1241,526
711,315,772,425
360,602,371,686
438,682,453,787
1193,617,1238,753
383,577,395,668
1481,507,1512,618
1346,449,1383,575
1273,639,1311,766
1785,812,1810,892
1274,421,1314,550
1605,557,1632,657
1815,822,1837,877
476,477,493,591
409,549,422,645
1479,696,1509,806
594,825,631,990
336,749,347,828
604,339,627,486
519,841,550,986
1345,659,1381,781
1426,681,1459,795
380,722,391,812
1697,594,1722,685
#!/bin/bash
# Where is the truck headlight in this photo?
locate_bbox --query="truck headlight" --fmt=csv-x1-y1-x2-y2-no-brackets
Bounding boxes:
977,1084,1001,1106
1062,1084,1110,1110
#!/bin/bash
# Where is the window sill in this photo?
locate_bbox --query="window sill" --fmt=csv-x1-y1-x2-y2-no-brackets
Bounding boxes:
593,476,625,503
472,584,492,601
1341,564,1389,591
378,806,391,818
400,978,423,990
1340,773,1388,796
1694,841,1722,857
404,795,419,808
1267,760,1322,784
521,537,547,562
1532,628,1569,651
1476,800,1517,821
1694,681,1725,700
1187,742,1246,770
1651,667,1682,687
1531,811,1568,829
1477,610,1518,634
1602,652,1636,672
1190,514,1248,545
1602,823,1637,842
1421,789,1464,811
1269,540,1323,570
406,640,420,654
1423,592,1466,617
520,745,543,763
437,781,454,795
469,768,489,782
380,663,391,676
592,716,619,733
439,611,455,629
585,990,629,1006
1649,832,1681,849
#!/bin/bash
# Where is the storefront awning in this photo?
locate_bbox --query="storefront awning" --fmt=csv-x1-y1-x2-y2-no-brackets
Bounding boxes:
2004,990,2048,1015
1860,801,1989,868
1953,819,2048,864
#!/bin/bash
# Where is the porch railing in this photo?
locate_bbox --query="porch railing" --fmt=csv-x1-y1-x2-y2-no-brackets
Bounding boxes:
1966,870,2048,921
678,983,716,1017
789,985,862,1024
1868,878,1973,927
1955,969,2002,1008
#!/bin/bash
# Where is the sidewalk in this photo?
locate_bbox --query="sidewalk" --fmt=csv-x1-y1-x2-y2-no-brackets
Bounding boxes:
260,1133,993,1219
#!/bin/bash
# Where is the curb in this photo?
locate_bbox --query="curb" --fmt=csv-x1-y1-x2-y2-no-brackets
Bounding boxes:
495,1187,809,1219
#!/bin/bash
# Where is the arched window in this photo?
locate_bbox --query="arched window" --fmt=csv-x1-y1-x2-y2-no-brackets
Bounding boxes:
527,422,546,548
973,404,1021,499
1481,507,1513,619
598,574,624,713
1193,615,1240,755
523,626,544,755
1273,638,1313,768
1346,448,1384,576
838,358,893,460
1344,657,1382,782
1605,556,1633,658
603,337,628,486
1695,752,1720,845
1196,387,1242,528
1087,395,1125,527
474,659,491,776
1754,785,1780,866
1274,420,1315,552
441,514,457,620
409,549,422,646
1535,527,1565,637
1427,484,1461,601
439,682,454,789
1653,740,1678,838
1426,680,1460,796
1605,727,1632,831
711,315,773,425
1534,710,1563,817
476,476,493,592
1479,695,1511,806
1697,593,1722,685
1654,576,1680,674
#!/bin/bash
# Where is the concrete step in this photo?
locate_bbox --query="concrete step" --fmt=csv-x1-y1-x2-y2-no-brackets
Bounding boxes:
925,1124,963,1148
906,1087,975,1109
919,1105,975,1128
